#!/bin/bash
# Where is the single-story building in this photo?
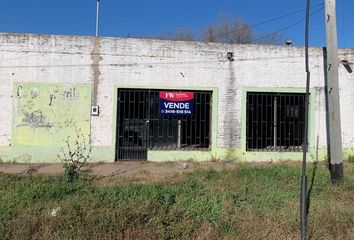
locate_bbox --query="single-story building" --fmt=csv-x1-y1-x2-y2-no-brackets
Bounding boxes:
0,33,353,163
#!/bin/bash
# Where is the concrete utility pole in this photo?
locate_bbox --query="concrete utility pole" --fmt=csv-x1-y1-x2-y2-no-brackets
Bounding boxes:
324,0,343,183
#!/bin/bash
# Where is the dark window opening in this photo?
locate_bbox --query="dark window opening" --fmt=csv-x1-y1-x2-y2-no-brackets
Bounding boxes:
246,92,306,152
116,89,212,160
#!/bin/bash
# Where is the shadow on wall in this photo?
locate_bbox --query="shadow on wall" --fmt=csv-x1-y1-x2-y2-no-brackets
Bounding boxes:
343,65,352,73
341,60,353,73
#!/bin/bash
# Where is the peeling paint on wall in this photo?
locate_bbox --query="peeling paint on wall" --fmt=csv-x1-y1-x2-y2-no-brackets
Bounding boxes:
12,83,91,146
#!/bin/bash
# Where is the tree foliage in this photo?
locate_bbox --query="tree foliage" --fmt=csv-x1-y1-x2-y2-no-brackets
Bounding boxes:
203,16,255,44
141,15,284,45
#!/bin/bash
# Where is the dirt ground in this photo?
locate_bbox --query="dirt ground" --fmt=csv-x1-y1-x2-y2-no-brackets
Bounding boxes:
0,161,238,181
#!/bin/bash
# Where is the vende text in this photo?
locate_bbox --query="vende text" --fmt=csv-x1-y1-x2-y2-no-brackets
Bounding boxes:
164,102,190,109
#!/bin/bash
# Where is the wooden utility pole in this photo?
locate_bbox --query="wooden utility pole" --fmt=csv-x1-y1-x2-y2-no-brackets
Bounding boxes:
324,0,343,183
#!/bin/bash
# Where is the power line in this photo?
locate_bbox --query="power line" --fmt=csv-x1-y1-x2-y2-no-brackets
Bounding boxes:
249,6,324,44
153,3,324,40
219,2,324,36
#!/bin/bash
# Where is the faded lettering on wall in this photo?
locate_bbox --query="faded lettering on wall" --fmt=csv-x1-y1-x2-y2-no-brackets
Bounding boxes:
13,83,91,146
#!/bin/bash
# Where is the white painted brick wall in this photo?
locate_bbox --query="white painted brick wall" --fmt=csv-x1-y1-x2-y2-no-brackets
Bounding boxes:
0,33,353,151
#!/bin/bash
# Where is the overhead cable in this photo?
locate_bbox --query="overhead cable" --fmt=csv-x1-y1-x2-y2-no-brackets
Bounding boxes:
248,6,324,44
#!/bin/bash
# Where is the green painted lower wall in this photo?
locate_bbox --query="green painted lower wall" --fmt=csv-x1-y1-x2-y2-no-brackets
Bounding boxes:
1,84,353,164
148,150,213,162
116,147,352,162
0,146,61,163
147,147,354,162
1,145,353,164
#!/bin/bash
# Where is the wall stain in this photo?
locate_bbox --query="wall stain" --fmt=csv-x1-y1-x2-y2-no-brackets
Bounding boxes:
91,37,102,105
223,61,240,160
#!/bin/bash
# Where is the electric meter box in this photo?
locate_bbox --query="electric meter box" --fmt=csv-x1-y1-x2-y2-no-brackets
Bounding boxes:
91,105,99,116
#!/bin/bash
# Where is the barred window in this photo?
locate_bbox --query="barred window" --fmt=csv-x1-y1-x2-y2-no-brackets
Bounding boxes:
116,89,212,160
246,92,306,152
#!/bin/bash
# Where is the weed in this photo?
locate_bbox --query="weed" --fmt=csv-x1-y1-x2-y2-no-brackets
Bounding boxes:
57,126,92,182
209,153,221,162
138,169,150,175
186,158,194,163
23,155,37,175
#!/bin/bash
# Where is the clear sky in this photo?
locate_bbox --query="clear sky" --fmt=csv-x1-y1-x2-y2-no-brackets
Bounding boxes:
0,0,353,48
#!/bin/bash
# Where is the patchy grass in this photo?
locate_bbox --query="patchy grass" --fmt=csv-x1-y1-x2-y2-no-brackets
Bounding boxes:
1,162,354,239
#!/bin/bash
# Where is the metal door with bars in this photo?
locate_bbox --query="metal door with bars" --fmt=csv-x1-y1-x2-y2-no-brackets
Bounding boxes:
116,89,212,160
246,92,306,152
